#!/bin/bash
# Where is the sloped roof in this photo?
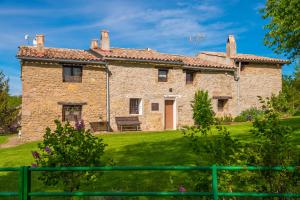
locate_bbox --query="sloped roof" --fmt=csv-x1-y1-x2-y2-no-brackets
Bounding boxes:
199,51,290,64
231,53,290,64
92,48,234,69
17,46,104,62
92,48,182,62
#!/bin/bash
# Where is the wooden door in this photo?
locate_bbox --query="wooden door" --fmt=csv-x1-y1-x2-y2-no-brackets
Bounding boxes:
165,100,174,129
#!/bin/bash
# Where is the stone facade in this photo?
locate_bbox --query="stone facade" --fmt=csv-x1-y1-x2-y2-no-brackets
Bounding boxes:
108,61,237,131
238,63,282,112
21,61,106,140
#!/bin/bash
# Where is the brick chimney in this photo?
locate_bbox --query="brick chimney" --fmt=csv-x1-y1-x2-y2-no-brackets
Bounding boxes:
226,35,236,57
36,34,44,48
100,30,110,50
90,39,99,49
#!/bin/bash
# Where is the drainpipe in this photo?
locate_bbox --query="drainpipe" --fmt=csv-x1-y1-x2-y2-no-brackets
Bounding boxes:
237,62,241,114
105,64,110,131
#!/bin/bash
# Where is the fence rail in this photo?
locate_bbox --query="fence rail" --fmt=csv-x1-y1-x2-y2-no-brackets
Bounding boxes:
0,165,299,200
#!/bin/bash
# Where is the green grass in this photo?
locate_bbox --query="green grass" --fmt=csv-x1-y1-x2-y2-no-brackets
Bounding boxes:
0,117,300,199
0,134,11,145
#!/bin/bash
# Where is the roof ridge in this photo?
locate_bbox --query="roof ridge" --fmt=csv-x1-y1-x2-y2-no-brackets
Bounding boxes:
19,45,90,52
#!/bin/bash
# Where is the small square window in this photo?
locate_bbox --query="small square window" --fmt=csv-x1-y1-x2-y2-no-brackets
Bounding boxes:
151,103,159,111
186,71,194,84
62,105,82,121
129,98,142,114
158,69,168,82
63,65,82,82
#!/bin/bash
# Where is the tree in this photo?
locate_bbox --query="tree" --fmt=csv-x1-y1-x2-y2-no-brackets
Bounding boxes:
32,120,107,192
191,90,215,130
250,96,299,195
0,70,19,133
261,0,300,59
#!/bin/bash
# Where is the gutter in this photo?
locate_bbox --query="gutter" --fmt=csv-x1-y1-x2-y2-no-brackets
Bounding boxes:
105,64,110,131
17,56,107,65
182,65,235,72
104,57,183,65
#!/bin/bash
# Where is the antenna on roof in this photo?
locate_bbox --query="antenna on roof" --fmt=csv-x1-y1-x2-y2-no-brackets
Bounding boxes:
24,34,30,45
188,32,206,49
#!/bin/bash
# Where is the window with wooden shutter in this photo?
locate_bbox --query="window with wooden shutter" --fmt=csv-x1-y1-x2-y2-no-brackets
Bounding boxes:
151,103,159,111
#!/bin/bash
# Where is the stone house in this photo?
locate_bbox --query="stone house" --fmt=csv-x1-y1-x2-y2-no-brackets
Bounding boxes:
17,31,289,140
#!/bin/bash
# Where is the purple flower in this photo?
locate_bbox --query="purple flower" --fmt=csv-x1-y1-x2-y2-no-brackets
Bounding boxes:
75,119,85,130
44,146,51,154
179,185,186,192
31,163,38,168
31,151,40,160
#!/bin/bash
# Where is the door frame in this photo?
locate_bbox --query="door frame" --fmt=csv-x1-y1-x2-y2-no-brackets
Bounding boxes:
164,96,177,130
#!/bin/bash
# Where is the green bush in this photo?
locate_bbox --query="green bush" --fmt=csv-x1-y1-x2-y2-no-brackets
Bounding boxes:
234,107,263,122
216,114,233,124
32,120,107,192
250,96,299,194
191,90,215,130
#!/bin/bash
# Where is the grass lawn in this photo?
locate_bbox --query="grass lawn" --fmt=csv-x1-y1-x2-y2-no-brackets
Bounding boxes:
0,117,300,199
0,134,11,145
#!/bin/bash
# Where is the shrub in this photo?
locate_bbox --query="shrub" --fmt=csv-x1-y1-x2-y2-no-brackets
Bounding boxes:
250,96,299,194
234,107,263,122
0,70,20,133
216,114,233,124
32,120,107,192
191,90,215,130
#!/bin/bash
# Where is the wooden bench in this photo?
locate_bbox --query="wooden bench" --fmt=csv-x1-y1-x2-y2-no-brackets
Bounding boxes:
115,116,141,132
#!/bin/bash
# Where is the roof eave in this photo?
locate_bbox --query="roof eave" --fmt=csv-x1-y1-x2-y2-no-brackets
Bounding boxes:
17,56,106,65
233,58,290,65
183,65,235,72
103,56,183,65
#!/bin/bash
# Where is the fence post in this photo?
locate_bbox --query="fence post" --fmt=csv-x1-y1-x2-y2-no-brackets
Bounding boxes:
18,167,24,200
23,166,31,200
212,165,218,200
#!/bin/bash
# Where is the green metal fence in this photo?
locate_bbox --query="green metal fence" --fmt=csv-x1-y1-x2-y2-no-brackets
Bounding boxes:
0,165,300,200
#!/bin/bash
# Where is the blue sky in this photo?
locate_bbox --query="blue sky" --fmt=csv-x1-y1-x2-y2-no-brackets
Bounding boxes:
0,0,295,95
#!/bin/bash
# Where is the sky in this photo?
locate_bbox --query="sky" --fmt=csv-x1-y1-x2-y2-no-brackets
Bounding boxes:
0,0,295,95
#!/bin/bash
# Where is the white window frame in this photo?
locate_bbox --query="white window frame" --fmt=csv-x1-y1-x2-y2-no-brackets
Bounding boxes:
129,98,143,115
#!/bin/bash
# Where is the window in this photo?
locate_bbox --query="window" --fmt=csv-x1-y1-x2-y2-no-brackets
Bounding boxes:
217,99,227,112
63,65,82,82
158,69,168,82
62,105,82,121
151,103,159,111
129,98,142,114
186,71,194,84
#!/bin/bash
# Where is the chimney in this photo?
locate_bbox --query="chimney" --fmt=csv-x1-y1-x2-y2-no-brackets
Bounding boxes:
226,35,236,57
90,39,99,49
36,34,44,48
100,30,110,50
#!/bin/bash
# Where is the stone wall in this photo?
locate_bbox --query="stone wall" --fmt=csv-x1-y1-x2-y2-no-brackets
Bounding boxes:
238,63,282,112
21,61,106,140
108,61,236,131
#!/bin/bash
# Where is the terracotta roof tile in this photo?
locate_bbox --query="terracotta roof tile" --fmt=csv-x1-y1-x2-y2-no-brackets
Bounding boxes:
232,53,290,64
199,51,290,64
180,56,235,69
92,48,234,69
17,46,104,62
92,48,182,62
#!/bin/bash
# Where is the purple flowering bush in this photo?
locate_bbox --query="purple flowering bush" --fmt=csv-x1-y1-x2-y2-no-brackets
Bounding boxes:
32,119,107,192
